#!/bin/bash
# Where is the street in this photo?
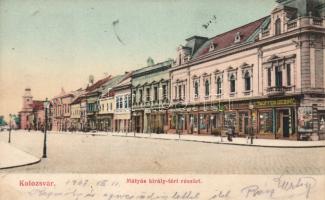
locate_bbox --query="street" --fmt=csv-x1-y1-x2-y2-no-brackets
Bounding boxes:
0,131,324,174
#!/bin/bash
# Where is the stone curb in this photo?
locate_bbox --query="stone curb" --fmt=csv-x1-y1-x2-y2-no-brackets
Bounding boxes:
0,159,41,170
112,134,325,148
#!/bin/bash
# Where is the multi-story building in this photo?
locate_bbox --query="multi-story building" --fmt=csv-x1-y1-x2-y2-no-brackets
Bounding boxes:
112,72,132,132
94,74,129,131
131,58,172,133
169,0,325,140
51,88,79,131
97,91,114,131
19,88,47,131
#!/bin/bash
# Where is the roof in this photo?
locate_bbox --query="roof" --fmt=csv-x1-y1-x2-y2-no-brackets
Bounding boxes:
101,72,133,98
86,75,112,92
32,100,44,110
193,17,268,59
132,60,173,77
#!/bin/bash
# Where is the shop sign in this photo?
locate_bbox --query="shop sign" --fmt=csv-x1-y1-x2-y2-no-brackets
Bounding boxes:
298,107,313,132
254,98,296,108
212,104,225,112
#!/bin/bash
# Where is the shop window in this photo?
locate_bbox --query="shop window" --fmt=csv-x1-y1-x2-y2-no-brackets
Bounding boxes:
194,81,199,98
319,113,325,132
275,18,281,35
244,72,251,91
199,114,207,130
205,79,210,97
216,77,222,95
275,66,283,87
170,114,176,129
259,111,273,134
224,112,236,128
230,75,236,93
286,64,291,86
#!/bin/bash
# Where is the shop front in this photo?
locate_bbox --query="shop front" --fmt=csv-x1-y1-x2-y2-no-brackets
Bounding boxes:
97,114,113,132
131,110,144,133
254,97,298,140
167,97,299,140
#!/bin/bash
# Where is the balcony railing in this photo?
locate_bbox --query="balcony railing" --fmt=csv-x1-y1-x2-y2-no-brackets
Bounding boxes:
287,20,298,30
266,86,292,96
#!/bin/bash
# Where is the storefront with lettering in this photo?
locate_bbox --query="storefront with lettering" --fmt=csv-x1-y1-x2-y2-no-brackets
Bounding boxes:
253,97,298,139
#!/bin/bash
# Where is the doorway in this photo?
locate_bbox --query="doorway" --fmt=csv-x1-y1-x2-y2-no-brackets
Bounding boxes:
277,109,290,138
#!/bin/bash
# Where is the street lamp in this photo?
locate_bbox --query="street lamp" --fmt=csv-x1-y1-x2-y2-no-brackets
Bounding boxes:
8,113,12,143
43,98,50,158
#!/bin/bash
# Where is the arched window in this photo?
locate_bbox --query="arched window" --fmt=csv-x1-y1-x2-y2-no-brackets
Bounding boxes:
275,18,281,35
205,79,210,97
230,75,236,93
216,77,222,94
244,72,251,91
194,81,199,97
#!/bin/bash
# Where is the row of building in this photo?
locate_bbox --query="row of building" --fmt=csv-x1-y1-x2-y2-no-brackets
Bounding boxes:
19,0,325,140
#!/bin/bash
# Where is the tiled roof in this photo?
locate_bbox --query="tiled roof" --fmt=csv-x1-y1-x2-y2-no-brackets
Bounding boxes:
193,17,268,59
32,100,44,110
85,75,112,93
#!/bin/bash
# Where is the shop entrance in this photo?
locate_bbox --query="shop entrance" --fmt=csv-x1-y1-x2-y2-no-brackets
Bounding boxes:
239,112,249,135
277,109,290,138
134,115,142,133
282,110,290,138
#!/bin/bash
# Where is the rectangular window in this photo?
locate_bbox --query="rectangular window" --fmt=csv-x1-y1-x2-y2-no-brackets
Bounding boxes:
154,87,158,101
275,66,282,87
139,89,143,102
124,95,128,108
178,85,182,100
183,85,186,99
119,97,123,109
116,97,119,109
174,86,177,99
287,64,291,86
146,88,150,102
267,68,271,86
162,85,167,99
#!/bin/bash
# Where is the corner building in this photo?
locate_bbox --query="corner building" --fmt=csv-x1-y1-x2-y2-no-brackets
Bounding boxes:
169,0,325,140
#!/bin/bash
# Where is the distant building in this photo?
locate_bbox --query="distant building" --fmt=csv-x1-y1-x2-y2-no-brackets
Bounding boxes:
131,60,172,133
19,88,46,130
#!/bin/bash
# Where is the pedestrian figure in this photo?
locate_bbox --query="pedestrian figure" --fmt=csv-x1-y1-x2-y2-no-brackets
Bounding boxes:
248,125,254,144
227,126,233,142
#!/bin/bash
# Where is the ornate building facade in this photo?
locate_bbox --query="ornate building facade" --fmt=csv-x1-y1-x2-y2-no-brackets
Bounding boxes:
131,59,172,133
169,0,325,140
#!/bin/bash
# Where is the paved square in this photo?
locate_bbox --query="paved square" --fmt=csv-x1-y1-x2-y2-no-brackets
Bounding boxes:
0,131,324,174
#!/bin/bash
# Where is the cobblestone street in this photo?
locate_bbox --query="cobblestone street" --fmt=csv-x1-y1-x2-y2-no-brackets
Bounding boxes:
0,131,324,174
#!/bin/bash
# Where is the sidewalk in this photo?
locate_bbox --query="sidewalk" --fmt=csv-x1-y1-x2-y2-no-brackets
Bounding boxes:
109,132,325,148
0,141,40,170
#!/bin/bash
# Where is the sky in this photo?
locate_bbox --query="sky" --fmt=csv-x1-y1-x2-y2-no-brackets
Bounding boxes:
0,0,275,120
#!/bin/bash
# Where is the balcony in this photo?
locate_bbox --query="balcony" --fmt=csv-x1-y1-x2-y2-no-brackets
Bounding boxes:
266,86,292,96
260,17,325,40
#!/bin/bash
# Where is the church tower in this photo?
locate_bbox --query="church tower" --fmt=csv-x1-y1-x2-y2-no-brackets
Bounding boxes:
22,87,33,112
